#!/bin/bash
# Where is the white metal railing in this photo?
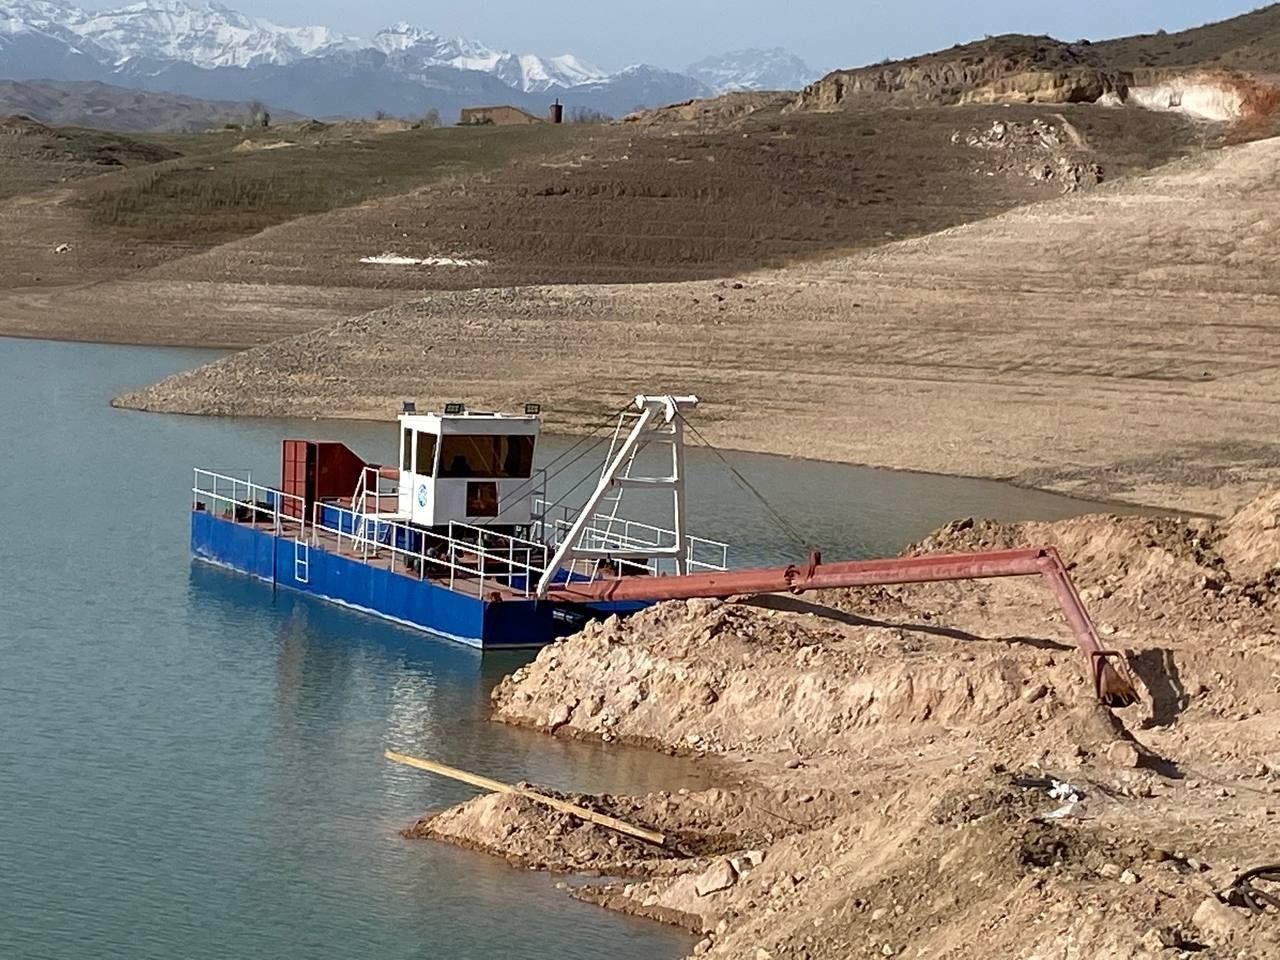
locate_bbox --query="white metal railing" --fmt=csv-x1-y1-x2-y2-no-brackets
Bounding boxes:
353,464,400,518
536,498,729,582
194,468,727,599
308,501,549,597
192,468,308,540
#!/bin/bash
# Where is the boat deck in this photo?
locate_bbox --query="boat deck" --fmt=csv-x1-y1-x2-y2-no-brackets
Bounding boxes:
232,512,534,603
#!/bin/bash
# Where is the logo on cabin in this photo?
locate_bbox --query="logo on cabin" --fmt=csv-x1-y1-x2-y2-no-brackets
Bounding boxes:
417,484,429,508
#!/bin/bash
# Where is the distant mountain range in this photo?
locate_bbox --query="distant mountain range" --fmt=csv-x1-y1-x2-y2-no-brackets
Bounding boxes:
685,47,818,94
0,0,821,123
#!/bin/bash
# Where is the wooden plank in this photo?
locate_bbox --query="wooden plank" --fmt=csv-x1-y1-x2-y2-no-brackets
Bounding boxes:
384,750,667,847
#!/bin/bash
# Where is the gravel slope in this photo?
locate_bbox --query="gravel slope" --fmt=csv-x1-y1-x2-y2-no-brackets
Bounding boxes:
116,137,1280,514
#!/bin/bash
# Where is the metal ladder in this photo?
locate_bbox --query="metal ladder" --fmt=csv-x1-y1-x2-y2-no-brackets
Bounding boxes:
294,538,310,583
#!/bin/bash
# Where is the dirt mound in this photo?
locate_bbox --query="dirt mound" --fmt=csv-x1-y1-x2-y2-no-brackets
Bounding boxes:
416,766,1280,958
915,492,1280,607
624,91,789,127
410,503,1280,959
1217,490,1280,582
0,114,52,136
491,597,1143,770
493,499,1279,771
408,790,664,875
407,783,848,877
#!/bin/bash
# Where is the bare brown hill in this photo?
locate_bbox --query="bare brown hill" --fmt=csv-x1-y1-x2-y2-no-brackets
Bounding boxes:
0,101,1211,349
1091,4,1280,71
0,79,294,133
0,115,177,200
116,134,1280,514
792,4,1280,120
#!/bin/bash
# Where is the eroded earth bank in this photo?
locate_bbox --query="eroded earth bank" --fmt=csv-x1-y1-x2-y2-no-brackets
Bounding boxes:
405,494,1280,959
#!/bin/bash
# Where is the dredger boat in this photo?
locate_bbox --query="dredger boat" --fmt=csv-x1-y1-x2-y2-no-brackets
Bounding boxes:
190,394,1137,706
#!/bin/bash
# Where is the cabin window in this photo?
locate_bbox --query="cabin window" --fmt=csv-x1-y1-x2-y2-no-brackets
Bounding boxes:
438,435,534,479
415,432,438,475
401,428,413,471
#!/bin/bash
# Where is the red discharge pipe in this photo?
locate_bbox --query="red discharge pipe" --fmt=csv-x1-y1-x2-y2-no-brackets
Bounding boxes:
547,547,1139,708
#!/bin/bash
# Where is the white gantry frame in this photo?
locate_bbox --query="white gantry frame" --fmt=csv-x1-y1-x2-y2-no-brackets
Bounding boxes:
535,394,698,598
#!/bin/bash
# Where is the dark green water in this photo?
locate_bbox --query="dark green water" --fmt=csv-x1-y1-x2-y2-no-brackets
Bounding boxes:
0,338,1130,960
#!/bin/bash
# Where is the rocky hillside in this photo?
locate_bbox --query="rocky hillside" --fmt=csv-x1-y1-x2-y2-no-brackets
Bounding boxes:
791,5,1280,124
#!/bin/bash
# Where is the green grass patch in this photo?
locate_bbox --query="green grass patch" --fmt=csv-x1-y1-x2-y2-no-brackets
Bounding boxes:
76,124,585,245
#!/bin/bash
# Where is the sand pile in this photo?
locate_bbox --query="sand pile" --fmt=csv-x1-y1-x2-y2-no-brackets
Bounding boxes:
404,500,1280,959
491,597,1135,767
407,784,847,877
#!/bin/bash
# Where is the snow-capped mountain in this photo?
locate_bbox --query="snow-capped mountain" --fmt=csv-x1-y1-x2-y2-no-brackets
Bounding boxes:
0,0,814,124
78,0,354,68
0,0,353,68
686,47,820,94
371,22,606,93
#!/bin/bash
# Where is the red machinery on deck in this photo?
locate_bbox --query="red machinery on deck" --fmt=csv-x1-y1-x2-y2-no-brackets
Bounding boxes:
548,546,1139,708
280,440,368,519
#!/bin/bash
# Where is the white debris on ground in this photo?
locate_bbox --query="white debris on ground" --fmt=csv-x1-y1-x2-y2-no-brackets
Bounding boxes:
359,252,490,267
952,117,1103,192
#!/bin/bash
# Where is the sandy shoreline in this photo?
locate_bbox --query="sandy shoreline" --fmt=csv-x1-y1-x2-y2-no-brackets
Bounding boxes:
102,138,1280,518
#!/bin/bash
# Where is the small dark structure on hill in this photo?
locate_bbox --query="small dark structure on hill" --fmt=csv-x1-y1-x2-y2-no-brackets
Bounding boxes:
458,105,543,126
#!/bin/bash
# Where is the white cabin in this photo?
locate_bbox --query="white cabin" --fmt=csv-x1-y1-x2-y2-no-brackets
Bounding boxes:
396,408,540,529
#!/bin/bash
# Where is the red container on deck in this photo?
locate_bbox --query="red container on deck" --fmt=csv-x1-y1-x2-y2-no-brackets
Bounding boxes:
280,440,368,518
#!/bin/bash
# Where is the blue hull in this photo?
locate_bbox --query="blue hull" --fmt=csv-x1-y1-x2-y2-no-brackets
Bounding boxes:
190,512,642,649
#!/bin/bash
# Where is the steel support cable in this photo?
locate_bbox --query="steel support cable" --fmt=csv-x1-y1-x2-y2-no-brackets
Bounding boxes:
486,403,633,526
488,432,615,527
676,411,812,556
552,456,617,511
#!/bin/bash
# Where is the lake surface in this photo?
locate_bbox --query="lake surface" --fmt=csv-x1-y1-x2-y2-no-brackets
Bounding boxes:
0,338,1134,960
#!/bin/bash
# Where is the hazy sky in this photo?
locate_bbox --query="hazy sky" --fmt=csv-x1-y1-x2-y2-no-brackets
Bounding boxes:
88,1,1265,72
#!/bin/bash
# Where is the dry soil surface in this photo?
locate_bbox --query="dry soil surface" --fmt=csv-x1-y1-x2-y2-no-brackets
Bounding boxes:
117,135,1280,515
402,494,1280,960
0,104,1199,346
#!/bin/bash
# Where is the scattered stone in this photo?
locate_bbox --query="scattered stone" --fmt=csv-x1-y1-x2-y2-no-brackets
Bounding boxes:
1022,682,1049,703
1140,926,1182,951
545,702,572,731
695,859,738,897
1108,740,1141,768
1192,897,1248,943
